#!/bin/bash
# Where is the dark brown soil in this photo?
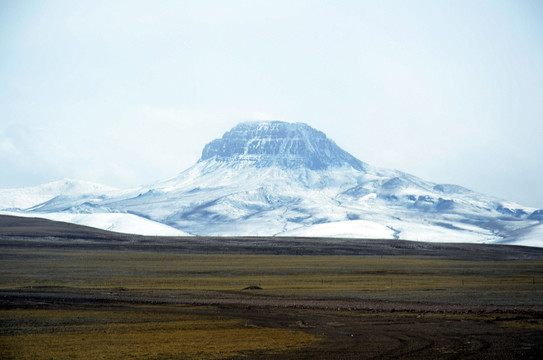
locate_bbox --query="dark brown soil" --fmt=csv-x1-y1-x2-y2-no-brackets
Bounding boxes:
223,305,543,360
2,214,543,260
2,293,542,360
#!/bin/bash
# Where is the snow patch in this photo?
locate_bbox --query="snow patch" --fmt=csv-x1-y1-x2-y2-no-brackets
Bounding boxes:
280,220,395,239
0,211,190,236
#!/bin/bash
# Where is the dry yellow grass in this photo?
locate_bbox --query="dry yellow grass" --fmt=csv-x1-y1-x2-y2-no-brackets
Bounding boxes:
1,249,542,304
2,246,542,359
0,307,319,360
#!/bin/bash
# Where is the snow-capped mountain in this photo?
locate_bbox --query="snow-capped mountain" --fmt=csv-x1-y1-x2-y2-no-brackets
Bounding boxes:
1,121,541,245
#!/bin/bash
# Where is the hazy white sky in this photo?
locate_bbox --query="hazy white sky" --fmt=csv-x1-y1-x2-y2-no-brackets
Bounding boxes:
1,0,542,208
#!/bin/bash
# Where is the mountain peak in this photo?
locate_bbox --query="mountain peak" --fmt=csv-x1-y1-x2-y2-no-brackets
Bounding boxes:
199,121,364,171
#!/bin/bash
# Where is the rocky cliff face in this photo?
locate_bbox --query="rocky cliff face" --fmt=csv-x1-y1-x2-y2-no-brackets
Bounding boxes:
200,121,364,171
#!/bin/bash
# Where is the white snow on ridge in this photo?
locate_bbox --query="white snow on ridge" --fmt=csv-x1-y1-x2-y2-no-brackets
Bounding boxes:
278,219,500,244
0,211,190,236
0,179,118,210
279,220,395,239
500,224,543,247
391,222,497,244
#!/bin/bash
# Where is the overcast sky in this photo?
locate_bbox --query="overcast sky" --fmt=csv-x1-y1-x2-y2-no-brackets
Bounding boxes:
1,0,542,208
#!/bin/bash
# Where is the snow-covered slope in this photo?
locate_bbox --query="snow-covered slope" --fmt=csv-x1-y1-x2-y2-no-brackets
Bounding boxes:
0,211,189,236
0,179,117,210
1,121,541,246
0,179,187,236
498,223,543,248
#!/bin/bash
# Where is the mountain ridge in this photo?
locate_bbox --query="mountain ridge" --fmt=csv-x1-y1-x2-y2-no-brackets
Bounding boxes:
0,121,541,246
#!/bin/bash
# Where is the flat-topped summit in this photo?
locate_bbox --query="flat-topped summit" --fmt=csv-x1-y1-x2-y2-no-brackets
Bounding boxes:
199,121,364,171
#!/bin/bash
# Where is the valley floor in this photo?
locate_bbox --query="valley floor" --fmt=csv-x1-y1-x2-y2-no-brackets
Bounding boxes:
1,235,543,359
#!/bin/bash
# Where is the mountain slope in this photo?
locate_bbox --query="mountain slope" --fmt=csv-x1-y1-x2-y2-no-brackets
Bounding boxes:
0,214,130,238
1,121,541,246
0,179,187,236
0,179,117,211
0,211,189,236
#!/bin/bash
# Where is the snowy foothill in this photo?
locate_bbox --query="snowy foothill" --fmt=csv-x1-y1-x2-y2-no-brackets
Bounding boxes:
279,220,396,239
0,211,190,237
0,179,118,211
